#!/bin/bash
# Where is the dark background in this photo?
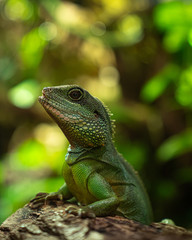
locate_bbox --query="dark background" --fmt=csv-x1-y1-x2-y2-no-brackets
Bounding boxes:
0,0,192,228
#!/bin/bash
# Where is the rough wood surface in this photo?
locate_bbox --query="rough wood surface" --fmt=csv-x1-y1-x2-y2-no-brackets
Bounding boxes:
0,199,192,240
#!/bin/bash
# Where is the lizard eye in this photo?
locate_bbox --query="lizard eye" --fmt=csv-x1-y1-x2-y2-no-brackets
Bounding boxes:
68,88,84,101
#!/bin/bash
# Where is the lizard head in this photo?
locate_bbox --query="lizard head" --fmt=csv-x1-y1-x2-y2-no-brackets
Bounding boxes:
39,85,114,149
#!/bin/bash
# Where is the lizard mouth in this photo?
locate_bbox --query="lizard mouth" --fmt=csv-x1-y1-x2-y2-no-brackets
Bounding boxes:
38,95,49,107
38,88,57,108
38,89,62,114
38,92,62,114
38,88,50,101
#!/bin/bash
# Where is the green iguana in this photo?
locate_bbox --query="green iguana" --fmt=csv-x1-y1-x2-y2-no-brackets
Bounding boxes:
30,85,153,224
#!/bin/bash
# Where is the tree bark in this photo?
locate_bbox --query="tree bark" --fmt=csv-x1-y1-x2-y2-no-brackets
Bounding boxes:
0,199,191,240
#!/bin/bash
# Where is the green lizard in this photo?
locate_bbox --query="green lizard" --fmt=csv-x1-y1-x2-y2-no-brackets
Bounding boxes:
30,85,153,224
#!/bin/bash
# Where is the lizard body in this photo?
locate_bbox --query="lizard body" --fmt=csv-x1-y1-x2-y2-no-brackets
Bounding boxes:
32,85,153,224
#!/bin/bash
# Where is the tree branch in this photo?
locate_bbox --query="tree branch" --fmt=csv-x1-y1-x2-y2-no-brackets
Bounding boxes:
0,199,191,240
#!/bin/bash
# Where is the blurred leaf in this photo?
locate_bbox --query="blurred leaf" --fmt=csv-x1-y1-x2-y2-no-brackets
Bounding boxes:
20,28,47,69
154,1,192,31
157,129,192,161
38,22,57,41
101,0,129,17
116,14,143,45
176,66,192,108
4,0,34,21
3,177,63,203
8,79,40,108
163,27,188,53
10,137,66,172
154,1,192,52
16,139,47,168
141,64,180,102
188,28,192,46
41,0,60,13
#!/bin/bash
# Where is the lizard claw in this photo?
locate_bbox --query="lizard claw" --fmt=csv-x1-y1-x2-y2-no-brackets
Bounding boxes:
65,206,95,218
29,192,63,209
30,192,47,202
65,206,80,216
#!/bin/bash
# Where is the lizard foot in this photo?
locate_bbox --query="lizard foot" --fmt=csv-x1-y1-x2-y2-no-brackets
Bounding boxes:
29,192,63,209
65,205,96,218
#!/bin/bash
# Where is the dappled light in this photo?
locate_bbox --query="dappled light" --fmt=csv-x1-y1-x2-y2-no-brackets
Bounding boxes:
8,79,40,108
4,0,33,21
38,22,58,41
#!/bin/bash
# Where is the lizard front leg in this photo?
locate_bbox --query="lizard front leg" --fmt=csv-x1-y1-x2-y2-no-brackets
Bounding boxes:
67,172,120,218
29,183,73,208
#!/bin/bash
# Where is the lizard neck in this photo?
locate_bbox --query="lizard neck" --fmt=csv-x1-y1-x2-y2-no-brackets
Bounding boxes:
68,138,116,154
65,140,118,166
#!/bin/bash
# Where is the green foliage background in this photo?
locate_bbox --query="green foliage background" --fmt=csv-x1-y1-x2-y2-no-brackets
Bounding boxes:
0,0,192,228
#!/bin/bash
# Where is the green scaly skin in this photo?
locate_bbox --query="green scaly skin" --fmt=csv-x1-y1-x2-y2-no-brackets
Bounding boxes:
30,85,153,225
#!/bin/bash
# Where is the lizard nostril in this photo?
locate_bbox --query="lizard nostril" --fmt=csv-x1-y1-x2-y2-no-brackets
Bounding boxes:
43,87,53,93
